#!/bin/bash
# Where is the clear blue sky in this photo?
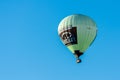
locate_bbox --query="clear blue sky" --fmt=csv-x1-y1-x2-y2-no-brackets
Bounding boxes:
0,0,120,80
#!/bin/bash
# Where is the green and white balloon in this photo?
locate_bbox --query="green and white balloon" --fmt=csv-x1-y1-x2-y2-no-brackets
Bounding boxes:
58,14,97,63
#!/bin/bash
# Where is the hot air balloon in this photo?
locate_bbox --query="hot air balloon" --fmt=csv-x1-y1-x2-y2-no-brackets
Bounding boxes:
58,14,97,63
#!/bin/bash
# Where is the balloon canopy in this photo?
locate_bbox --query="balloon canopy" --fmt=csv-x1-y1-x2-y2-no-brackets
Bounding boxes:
58,14,97,63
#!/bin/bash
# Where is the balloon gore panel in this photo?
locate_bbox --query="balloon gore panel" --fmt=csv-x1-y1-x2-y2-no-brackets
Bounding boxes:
59,27,77,46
